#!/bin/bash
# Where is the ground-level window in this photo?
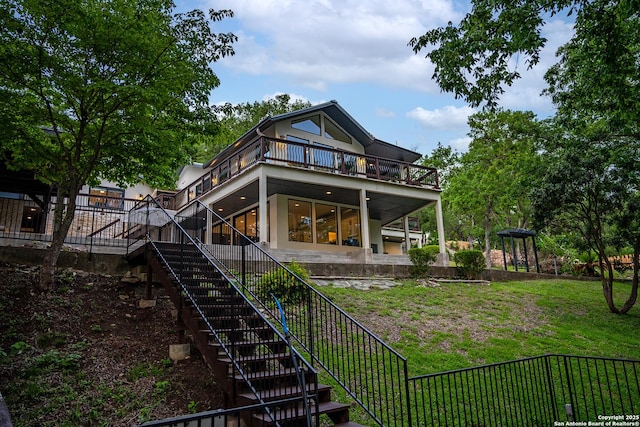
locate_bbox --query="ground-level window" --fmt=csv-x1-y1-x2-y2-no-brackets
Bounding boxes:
287,199,360,246
89,187,124,210
288,200,312,242
316,204,337,244
211,222,231,244
341,207,361,246
233,208,258,243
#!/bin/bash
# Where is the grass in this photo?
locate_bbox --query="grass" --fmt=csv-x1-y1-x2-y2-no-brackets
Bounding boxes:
312,278,640,425
316,278,639,375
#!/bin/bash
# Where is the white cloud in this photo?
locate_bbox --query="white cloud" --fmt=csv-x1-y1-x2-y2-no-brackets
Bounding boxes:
406,105,476,130
498,19,574,116
448,136,472,152
208,0,463,92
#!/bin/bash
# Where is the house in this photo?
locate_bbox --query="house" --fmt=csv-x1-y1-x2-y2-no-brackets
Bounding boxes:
174,100,447,264
0,100,447,265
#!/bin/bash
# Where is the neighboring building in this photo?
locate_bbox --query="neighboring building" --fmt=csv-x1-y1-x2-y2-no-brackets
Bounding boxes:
174,100,447,264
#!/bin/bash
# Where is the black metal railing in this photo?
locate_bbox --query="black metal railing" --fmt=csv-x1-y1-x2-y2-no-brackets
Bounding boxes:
126,199,640,427
173,136,439,208
408,354,640,426
134,399,314,427
125,197,319,426
174,200,410,427
0,192,142,252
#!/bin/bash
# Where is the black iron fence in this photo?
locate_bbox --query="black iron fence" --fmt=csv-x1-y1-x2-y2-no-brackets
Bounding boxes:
0,192,141,251
408,354,640,427
126,199,640,427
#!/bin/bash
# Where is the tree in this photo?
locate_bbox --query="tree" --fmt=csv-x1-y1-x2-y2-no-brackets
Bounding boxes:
409,0,638,109
532,1,639,313
446,110,541,268
0,0,236,290
531,132,639,313
192,94,312,162
412,0,640,313
419,143,461,242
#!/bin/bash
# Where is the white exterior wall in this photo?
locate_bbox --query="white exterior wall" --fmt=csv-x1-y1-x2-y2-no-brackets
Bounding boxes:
369,219,383,254
176,164,206,191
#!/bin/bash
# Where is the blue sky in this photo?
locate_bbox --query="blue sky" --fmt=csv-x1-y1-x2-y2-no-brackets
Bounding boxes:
178,0,574,157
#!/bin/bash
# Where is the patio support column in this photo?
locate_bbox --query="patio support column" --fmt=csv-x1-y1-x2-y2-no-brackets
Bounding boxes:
359,189,370,251
258,171,268,245
435,198,448,266
403,215,411,254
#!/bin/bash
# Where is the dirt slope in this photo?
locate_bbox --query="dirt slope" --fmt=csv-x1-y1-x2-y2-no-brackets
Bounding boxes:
0,262,223,426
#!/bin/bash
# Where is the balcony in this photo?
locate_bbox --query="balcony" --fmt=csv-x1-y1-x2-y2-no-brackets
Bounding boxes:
170,137,440,210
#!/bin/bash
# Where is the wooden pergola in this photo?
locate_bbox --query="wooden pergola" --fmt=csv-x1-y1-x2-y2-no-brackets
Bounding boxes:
497,228,540,273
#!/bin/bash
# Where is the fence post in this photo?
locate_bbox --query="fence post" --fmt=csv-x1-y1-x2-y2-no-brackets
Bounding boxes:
89,206,96,257
562,356,578,421
404,360,412,427
545,355,560,422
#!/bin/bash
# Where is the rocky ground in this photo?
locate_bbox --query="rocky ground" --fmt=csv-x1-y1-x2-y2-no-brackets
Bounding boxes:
0,262,224,427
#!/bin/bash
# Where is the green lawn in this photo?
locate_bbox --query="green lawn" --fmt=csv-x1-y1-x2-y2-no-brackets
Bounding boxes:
315,278,640,376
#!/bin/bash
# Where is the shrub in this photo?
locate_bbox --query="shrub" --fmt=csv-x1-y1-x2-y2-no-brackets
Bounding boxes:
408,245,439,277
454,250,485,280
259,260,309,305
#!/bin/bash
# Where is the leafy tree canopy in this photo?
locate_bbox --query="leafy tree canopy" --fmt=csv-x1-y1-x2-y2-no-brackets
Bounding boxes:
409,0,639,109
0,0,236,289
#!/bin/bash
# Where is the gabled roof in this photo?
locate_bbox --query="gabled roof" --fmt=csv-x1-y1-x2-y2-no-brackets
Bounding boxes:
204,100,422,168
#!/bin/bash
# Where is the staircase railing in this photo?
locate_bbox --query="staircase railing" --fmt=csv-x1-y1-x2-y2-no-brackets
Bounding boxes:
125,196,319,426
175,200,411,427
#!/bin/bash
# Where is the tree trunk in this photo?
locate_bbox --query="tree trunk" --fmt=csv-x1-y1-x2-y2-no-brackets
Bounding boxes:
619,239,640,314
484,203,492,269
39,188,78,291
599,247,620,314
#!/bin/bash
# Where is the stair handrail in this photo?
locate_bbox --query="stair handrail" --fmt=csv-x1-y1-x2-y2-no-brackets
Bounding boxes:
127,196,319,426
188,200,412,426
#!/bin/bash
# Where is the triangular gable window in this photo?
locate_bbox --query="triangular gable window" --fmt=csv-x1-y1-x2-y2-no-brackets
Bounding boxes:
324,118,350,143
292,115,321,135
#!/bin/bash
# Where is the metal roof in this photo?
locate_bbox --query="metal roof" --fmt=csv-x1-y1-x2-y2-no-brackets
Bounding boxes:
497,228,536,238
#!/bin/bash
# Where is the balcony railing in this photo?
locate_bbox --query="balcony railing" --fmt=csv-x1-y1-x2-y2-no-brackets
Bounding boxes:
172,137,440,210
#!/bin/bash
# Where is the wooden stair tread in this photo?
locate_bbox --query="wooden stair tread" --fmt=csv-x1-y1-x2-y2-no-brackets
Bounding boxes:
209,338,284,348
237,383,332,401
252,401,350,422
218,352,288,363
233,367,300,379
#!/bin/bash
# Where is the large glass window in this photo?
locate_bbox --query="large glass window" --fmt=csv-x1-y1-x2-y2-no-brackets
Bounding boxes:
234,208,258,243
312,142,334,169
288,200,312,242
21,206,44,233
286,135,308,164
316,204,337,244
324,118,350,143
211,222,231,244
292,115,321,135
341,207,361,246
89,187,124,209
